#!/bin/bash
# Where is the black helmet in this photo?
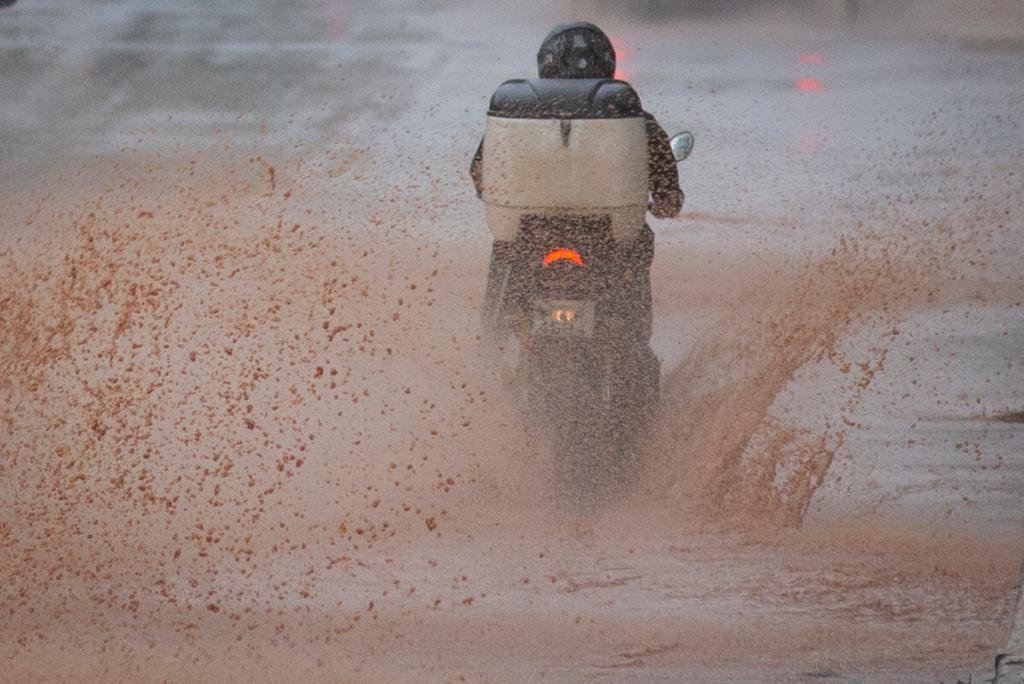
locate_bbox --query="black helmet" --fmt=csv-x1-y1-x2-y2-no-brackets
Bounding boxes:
537,22,616,79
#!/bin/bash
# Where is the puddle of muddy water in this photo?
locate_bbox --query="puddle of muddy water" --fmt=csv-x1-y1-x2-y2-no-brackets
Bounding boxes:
3,2,1024,676
1,144,1020,681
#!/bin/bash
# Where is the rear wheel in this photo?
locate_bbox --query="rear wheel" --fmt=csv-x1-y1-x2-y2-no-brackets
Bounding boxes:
549,374,619,507
530,342,649,507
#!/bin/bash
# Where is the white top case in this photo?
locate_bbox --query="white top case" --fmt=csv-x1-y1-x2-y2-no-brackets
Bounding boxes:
481,116,649,242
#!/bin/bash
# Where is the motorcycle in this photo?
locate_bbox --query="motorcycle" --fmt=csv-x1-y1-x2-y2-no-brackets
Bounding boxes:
480,104,694,502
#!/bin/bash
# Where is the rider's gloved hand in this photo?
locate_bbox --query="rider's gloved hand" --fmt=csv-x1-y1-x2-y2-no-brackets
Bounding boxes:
648,188,684,219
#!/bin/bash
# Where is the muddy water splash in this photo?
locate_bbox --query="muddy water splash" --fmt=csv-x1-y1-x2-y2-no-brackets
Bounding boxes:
1,144,1018,681
645,234,931,528
0,152,538,643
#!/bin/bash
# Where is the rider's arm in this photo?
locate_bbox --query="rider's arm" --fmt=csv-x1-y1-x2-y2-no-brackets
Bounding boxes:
644,112,684,219
470,136,484,198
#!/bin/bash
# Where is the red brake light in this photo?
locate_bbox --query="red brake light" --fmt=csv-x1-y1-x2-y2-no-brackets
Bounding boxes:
542,248,584,267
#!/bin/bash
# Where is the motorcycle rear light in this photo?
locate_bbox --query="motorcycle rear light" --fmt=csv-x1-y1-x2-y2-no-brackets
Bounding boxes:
542,248,584,267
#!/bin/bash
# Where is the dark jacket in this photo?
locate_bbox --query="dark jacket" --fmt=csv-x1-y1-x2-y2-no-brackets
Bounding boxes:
470,111,684,220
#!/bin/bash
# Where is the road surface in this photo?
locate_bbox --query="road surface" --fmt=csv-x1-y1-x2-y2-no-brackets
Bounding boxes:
1,1,1022,681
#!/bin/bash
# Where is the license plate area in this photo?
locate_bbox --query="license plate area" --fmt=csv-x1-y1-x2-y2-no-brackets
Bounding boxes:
531,299,596,338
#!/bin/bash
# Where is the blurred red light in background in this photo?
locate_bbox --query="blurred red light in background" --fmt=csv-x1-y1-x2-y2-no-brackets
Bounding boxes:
795,77,825,92
611,37,630,81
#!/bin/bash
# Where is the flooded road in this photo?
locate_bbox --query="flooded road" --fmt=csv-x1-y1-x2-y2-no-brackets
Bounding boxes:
1,1,1022,681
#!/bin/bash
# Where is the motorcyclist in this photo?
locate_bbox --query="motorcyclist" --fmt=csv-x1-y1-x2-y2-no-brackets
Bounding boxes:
470,21,684,349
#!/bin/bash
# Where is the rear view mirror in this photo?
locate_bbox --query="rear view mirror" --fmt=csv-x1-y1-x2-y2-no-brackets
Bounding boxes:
670,131,694,162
